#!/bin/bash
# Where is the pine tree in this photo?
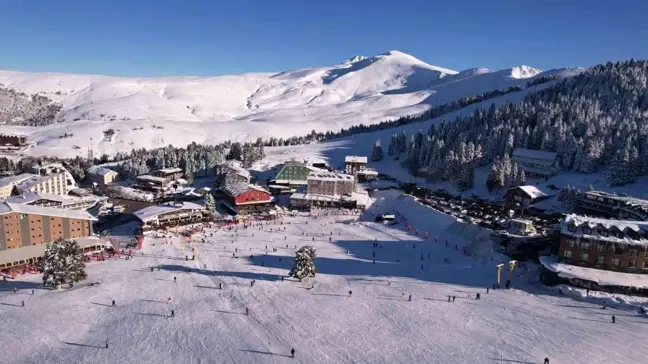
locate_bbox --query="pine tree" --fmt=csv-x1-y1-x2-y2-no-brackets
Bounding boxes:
289,246,316,281
42,239,86,288
371,139,383,161
205,193,216,211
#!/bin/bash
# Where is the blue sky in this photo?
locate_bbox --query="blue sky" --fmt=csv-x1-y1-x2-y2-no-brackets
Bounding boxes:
0,0,646,77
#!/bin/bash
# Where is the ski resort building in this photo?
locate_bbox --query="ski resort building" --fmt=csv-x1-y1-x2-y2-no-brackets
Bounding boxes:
87,166,119,189
355,168,378,183
27,163,78,193
0,174,35,199
151,167,184,181
0,202,97,269
221,183,273,214
0,134,28,148
577,190,648,221
504,185,549,208
344,156,368,175
290,171,369,209
511,148,557,179
6,192,100,211
557,214,648,274
215,160,251,187
133,201,212,231
269,160,324,193
13,173,69,197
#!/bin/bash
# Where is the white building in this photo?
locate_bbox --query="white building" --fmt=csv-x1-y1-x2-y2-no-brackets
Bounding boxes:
28,163,78,193
0,174,35,199
216,160,251,186
87,166,119,188
14,173,69,196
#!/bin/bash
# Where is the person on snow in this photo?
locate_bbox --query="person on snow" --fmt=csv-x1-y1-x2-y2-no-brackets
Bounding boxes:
476,293,481,300
544,358,549,364
13,287,16,294
105,340,109,349
112,300,116,307
245,307,249,316
171,310,175,318
486,287,489,294
348,290,353,297
602,303,607,309
21,300,24,307
612,315,616,324
408,295,412,302
452,296,456,302
173,277,177,283
290,348,295,358
168,297,172,304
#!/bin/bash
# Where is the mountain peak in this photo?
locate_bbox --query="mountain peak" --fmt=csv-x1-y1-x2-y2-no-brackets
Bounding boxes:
509,65,542,79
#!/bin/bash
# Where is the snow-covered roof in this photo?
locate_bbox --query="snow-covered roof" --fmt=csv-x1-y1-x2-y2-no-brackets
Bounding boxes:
0,173,36,189
155,167,183,174
6,191,99,207
224,183,269,197
584,190,648,212
15,174,63,192
512,148,557,161
561,214,648,246
290,189,370,206
0,237,109,267
509,185,548,200
307,171,354,182
133,201,206,223
0,201,97,220
87,165,118,176
136,175,168,183
356,168,379,176
345,156,368,164
539,255,648,289
510,218,533,225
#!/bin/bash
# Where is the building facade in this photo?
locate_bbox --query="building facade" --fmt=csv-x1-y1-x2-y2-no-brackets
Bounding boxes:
222,183,273,214
272,160,323,188
307,172,355,196
344,156,368,175
0,134,28,148
87,166,119,188
133,201,212,231
215,160,251,187
28,163,78,193
151,167,184,181
511,148,557,179
0,202,96,251
558,214,648,273
577,190,648,221
14,173,69,196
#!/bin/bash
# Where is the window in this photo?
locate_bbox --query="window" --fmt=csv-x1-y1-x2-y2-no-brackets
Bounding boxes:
563,250,572,259
629,259,637,268
583,227,592,234
568,224,577,232
631,249,638,256
580,241,590,250
643,260,648,269
596,256,604,264
580,252,588,262
612,257,620,266
597,244,606,252
567,239,576,248
614,245,624,255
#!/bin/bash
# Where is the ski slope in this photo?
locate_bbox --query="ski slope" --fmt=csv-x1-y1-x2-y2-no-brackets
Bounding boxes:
1,191,647,364
0,51,578,158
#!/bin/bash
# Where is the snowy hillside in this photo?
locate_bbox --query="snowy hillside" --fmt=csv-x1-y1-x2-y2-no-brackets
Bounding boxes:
0,51,572,158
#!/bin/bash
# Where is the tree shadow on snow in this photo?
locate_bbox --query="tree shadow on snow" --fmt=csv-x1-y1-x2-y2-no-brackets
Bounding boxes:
0,280,47,293
134,312,170,318
240,349,292,358
159,264,283,282
89,301,113,308
488,359,535,364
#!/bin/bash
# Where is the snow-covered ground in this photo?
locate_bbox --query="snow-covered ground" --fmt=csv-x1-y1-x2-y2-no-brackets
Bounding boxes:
0,51,579,158
2,191,647,364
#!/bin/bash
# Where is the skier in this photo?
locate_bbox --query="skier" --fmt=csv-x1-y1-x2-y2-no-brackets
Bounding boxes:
112,300,116,307
291,348,295,358
476,293,481,300
13,287,16,294
171,310,175,318
219,283,223,289
173,277,177,283
31,289,34,295
105,340,109,349
544,358,549,364
21,300,24,307
447,296,451,302
486,287,489,294
408,295,412,302
168,297,172,304
602,303,607,310
452,296,456,302
348,290,352,297
612,315,616,324
245,307,249,316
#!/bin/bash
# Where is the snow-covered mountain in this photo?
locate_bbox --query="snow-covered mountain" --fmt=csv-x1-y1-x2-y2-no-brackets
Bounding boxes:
0,50,570,158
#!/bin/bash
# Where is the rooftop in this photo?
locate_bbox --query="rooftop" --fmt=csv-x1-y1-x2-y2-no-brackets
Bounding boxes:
307,171,354,182
154,167,183,174
0,173,36,189
0,237,109,267
224,183,270,197
87,165,118,176
561,214,648,246
509,185,548,200
5,191,99,207
136,175,169,184
345,156,368,164
584,190,648,211
512,148,558,161
0,201,97,221
15,174,63,192
540,255,648,289
133,201,206,223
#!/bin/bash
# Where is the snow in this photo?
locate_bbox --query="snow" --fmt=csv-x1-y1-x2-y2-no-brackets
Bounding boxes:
540,255,648,289
0,52,579,159
2,191,648,363
344,156,368,164
512,148,558,162
0,201,97,220
306,171,354,182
